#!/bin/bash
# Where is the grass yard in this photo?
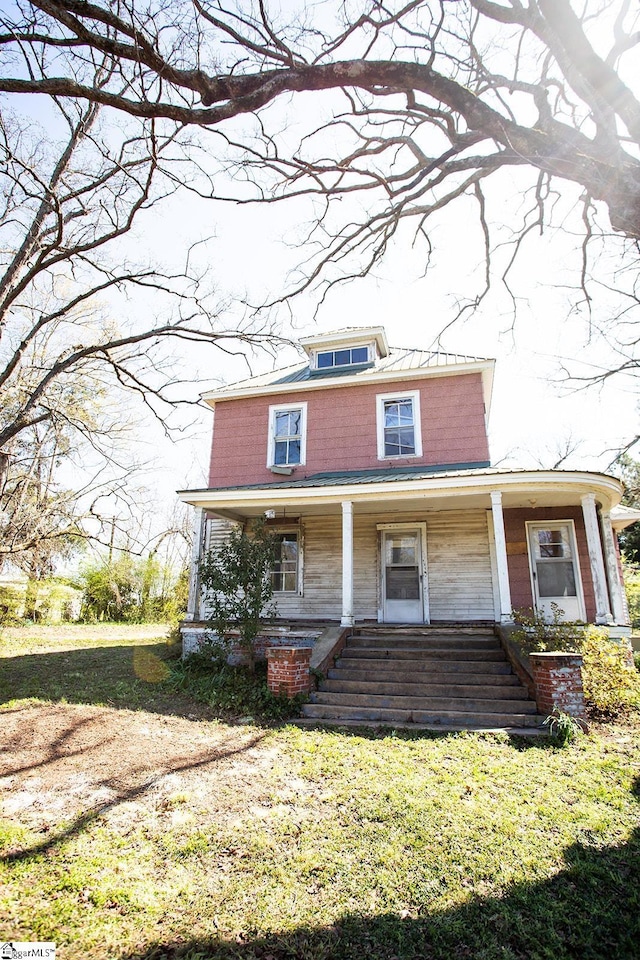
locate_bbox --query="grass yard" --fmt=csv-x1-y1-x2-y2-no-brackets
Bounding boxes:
0,625,639,959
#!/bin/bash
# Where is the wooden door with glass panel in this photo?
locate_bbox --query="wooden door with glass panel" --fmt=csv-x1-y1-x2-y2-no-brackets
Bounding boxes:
382,529,425,623
526,521,585,621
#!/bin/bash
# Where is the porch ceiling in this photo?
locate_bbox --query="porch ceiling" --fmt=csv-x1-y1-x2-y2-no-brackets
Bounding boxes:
178,468,623,523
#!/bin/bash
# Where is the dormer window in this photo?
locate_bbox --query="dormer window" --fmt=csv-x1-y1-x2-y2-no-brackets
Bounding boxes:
316,345,370,369
300,326,389,373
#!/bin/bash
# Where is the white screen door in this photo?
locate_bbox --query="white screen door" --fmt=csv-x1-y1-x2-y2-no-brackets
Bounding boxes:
527,522,585,621
382,529,425,623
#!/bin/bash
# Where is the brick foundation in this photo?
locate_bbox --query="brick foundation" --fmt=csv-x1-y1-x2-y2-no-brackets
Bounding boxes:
529,652,586,719
266,645,312,698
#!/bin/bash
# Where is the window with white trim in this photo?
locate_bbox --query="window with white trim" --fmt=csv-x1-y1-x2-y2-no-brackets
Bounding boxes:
271,531,300,593
376,390,422,460
267,402,307,467
315,345,370,369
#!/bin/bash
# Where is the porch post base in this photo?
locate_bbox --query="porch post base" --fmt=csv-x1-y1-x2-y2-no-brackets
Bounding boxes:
340,615,355,627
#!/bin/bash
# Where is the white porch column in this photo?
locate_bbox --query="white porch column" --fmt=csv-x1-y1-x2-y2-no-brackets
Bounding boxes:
490,491,513,623
341,500,355,627
581,493,613,624
185,507,206,621
600,509,627,624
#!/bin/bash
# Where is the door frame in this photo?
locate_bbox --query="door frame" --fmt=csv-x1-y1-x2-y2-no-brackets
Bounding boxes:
525,519,586,621
376,522,429,623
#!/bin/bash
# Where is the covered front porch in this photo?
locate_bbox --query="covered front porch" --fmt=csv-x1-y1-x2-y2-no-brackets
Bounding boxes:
180,467,630,632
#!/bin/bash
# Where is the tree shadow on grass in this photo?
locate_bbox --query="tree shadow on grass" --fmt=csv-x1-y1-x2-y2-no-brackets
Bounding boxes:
0,643,207,718
129,831,640,960
125,778,640,960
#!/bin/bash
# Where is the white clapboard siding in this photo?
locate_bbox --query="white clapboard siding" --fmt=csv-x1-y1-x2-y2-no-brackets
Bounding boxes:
277,516,342,619
268,514,380,620
202,511,495,622
205,518,238,551
199,518,238,619
426,510,495,620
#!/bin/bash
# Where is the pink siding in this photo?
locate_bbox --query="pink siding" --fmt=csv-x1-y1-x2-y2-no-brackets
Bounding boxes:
208,373,489,487
504,507,596,622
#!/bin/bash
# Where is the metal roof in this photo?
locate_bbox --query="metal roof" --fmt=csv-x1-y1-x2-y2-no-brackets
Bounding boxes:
208,346,493,396
183,462,495,494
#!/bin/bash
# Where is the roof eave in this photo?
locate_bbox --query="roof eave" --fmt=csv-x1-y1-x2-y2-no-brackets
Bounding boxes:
201,357,497,409
179,468,623,514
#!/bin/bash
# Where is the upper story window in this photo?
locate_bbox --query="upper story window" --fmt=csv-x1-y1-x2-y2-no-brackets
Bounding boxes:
316,345,370,369
268,402,307,467
376,390,422,460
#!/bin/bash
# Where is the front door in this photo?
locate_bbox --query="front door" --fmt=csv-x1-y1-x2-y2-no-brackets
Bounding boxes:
526,521,585,621
382,528,426,623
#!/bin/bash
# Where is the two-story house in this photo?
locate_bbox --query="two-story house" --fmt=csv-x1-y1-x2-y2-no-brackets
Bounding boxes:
179,326,631,638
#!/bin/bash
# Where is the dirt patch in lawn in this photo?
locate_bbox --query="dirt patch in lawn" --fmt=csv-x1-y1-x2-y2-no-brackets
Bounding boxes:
0,703,286,836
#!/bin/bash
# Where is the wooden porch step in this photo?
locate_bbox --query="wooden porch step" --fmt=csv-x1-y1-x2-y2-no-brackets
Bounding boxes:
348,635,502,651
301,627,541,731
309,691,538,714
329,663,517,682
294,717,546,736
320,679,529,699
342,647,506,661
302,703,542,729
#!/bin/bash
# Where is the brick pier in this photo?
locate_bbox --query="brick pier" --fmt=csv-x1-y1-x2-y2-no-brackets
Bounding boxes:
266,646,312,698
529,652,586,719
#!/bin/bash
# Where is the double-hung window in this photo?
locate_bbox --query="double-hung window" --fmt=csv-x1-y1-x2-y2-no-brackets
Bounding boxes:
268,402,307,467
271,531,300,593
376,391,422,460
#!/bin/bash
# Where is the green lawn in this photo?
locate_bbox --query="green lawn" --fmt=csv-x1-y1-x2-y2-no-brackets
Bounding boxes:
1,625,639,959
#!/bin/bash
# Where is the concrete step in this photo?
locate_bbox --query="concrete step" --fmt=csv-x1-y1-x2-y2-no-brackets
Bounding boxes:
321,678,530,699
354,626,496,637
348,635,501,650
328,665,518,683
342,647,506,661
294,717,546,736
309,691,538,714
301,702,543,728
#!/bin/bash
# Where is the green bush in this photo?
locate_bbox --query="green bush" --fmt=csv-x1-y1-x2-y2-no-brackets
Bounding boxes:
511,609,640,719
79,555,186,623
622,565,640,629
543,708,586,746
581,629,640,718
511,604,585,653
167,649,306,722
199,517,278,673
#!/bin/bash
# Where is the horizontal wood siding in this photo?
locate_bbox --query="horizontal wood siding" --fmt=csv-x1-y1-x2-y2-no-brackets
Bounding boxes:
276,515,379,619
426,511,495,621
203,512,495,622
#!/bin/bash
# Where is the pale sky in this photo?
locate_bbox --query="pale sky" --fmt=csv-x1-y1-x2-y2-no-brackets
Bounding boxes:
153,160,639,504
11,82,637,529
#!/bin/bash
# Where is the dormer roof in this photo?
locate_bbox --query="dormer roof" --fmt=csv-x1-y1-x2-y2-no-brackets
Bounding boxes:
300,326,389,359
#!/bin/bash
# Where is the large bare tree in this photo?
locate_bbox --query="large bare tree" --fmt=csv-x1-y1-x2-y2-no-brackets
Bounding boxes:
1,0,639,476
0,4,638,258
0,62,280,568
